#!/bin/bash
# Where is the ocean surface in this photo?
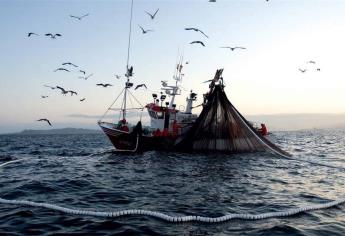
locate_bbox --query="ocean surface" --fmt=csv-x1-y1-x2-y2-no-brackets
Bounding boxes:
0,129,344,235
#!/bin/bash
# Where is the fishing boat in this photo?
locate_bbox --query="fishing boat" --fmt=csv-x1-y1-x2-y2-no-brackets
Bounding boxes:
98,59,199,152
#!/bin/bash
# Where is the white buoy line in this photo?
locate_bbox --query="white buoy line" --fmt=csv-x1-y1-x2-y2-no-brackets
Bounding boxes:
0,157,344,223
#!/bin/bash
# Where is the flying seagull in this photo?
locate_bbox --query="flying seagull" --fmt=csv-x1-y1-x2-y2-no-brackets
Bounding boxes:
41,95,49,98
139,25,153,34
45,33,62,39
56,86,69,95
135,84,147,90
185,27,209,38
209,0,216,2
80,98,86,102
299,68,307,73
79,70,86,74
190,41,205,47
68,90,78,96
79,73,93,80
317,68,321,71
54,68,70,72
28,32,39,37
69,13,89,20
220,46,246,51
44,85,56,90
37,118,52,126
145,8,159,20
115,74,121,79
307,60,316,64
96,83,113,88
62,62,78,67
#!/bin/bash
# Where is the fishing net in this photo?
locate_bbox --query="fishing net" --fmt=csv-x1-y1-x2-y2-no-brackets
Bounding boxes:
177,69,291,157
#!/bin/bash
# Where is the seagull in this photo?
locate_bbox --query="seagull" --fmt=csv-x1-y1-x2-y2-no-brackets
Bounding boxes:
80,98,86,102
79,70,86,74
115,74,121,79
96,83,113,87
190,41,205,47
62,62,78,67
299,68,307,73
307,60,316,64
79,73,93,80
186,61,189,64
41,95,49,98
220,46,246,51
37,118,52,126
139,25,153,34
135,84,147,90
209,0,216,2
67,90,78,96
69,13,89,20
145,8,159,20
56,86,69,95
54,68,70,72
45,33,62,39
28,32,39,37
317,68,321,71
44,85,56,90
185,27,209,38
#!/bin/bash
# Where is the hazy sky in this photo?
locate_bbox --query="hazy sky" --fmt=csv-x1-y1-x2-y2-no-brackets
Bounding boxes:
1,0,345,133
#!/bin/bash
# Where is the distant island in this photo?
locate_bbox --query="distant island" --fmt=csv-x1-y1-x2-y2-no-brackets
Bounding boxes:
15,128,102,135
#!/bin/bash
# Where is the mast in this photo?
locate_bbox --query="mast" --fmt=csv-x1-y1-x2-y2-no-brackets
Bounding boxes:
123,0,134,120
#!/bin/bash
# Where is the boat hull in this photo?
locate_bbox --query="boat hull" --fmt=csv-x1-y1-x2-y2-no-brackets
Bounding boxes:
99,121,178,152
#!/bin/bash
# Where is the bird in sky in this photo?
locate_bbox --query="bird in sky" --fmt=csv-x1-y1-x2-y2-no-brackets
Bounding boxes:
139,25,153,34
80,98,86,102
28,32,39,37
317,68,321,71
79,70,86,74
209,0,216,2
45,33,62,39
62,62,78,67
68,90,78,96
44,85,56,90
37,118,52,126
54,68,70,72
220,46,246,51
115,74,121,79
135,84,147,90
41,95,48,98
96,83,113,88
185,27,209,38
299,68,307,73
56,86,69,95
69,13,89,20
79,73,93,80
190,41,205,47
145,8,159,20
307,60,316,64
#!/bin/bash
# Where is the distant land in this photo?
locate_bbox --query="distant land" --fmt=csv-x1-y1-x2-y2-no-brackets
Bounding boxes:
1,113,345,134
14,128,101,135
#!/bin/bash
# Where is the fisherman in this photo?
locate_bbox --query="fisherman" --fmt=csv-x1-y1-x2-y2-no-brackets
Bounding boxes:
259,123,268,136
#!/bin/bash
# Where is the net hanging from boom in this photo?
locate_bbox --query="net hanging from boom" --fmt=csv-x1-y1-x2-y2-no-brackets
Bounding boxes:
177,69,291,158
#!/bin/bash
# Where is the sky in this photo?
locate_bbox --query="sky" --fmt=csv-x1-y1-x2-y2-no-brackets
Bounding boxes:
1,0,345,133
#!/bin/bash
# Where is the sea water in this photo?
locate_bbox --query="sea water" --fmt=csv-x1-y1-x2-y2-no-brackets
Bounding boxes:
0,129,344,235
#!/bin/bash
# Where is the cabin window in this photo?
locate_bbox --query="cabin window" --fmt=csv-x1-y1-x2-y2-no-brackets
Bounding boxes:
149,111,157,118
156,112,164,119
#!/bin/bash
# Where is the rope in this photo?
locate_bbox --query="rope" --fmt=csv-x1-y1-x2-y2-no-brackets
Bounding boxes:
0,158,344,223
99,88,125,122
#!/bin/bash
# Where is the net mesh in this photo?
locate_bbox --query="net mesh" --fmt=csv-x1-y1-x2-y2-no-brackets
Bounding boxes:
177,69,291,157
